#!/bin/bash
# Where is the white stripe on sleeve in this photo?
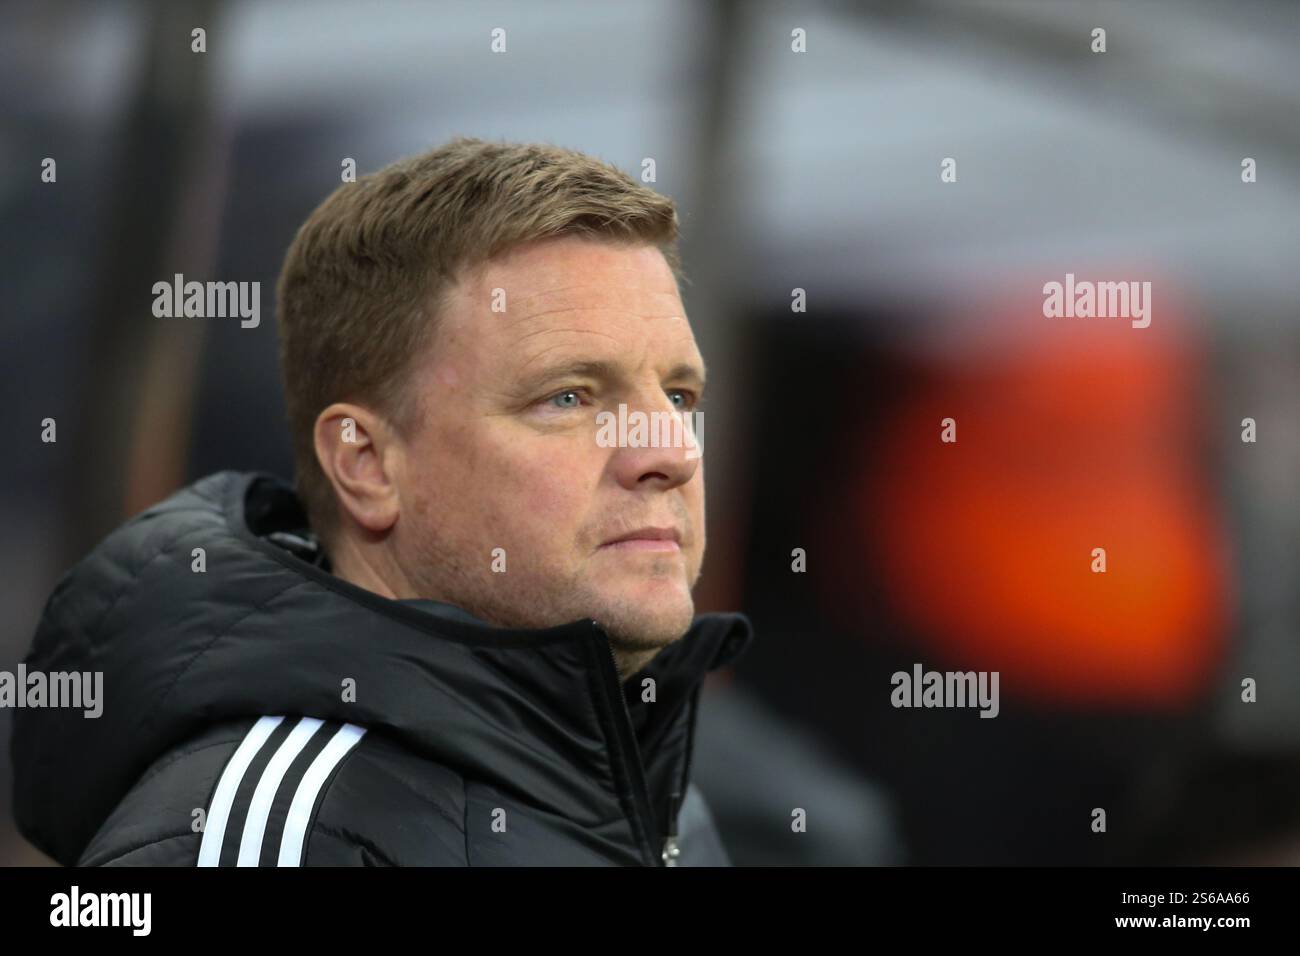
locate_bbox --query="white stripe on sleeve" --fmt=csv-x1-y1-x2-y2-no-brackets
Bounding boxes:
236,716,325,866
276,723,368,866
197,715,284,867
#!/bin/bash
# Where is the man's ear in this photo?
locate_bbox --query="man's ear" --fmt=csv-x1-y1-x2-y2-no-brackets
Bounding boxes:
313,403,401,534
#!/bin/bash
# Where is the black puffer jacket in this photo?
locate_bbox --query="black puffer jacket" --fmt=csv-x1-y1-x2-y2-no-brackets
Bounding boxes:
11,471,753,866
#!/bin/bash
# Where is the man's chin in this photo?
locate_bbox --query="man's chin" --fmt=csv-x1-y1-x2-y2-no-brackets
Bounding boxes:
586,584,696,651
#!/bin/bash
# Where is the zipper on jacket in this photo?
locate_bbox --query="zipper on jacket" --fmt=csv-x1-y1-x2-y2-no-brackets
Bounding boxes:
662,790,681,866
665,679,706,867
593,629,670,867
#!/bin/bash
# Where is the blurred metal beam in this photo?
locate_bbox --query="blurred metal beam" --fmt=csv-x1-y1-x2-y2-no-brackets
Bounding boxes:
61,0,221,562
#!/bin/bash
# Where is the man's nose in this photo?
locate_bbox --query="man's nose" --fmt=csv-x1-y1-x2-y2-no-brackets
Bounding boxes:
604,395,702,491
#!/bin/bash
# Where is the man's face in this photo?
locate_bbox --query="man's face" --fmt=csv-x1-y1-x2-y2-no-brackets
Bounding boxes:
392,236,706,660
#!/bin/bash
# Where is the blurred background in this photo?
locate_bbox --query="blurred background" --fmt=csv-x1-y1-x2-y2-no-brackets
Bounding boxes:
2,0,1298,865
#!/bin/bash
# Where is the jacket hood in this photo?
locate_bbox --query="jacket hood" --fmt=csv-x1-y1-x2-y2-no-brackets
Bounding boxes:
11,470,752,865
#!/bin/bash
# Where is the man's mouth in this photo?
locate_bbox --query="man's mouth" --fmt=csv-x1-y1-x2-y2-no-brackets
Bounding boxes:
598,526,683,553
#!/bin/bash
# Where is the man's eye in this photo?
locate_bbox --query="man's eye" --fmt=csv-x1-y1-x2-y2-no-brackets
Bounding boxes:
547,390,584,409
668,390,696,410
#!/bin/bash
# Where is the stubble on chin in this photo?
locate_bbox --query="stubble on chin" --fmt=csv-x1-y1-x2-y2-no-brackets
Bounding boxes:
401,527,699,647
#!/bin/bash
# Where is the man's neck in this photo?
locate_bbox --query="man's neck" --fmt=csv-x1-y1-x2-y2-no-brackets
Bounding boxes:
615,646,662,684
329,538,408,600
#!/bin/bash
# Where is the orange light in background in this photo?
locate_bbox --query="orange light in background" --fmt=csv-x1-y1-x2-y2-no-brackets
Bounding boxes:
860,285,1231,707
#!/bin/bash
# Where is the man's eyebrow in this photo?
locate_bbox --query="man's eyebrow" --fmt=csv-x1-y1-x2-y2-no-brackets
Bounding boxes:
513,359,621,394
663,362,707,388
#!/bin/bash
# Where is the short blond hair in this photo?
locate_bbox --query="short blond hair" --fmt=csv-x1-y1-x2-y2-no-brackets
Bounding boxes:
276,137,682,544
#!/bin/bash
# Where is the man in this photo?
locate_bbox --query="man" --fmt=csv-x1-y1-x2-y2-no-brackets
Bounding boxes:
11,138,752,866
